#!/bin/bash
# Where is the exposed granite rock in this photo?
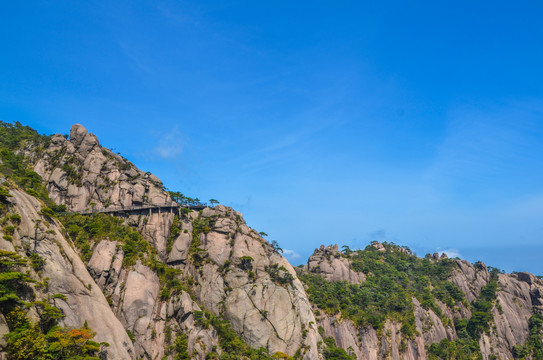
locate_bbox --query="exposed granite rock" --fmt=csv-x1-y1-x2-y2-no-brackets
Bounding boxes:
167,218,192,264
1,189,134,359
87,240,117,287
0,315,8,348
34,124,173,212
413,297,454,346
305,244,365,284
81,203,323,359
9,123,543,360
183,205,322,359
450,259,490,303
119,263,160,358
306,244,543,360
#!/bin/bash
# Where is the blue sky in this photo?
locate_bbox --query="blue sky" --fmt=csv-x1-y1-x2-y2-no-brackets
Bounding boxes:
2,1,543,273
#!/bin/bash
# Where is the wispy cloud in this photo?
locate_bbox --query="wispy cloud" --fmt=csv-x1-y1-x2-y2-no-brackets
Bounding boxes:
156,4,190,24
426,102,543,187
437,248,462,259
282,249,300,260
368,229,401,244
117,41,154,75
153,129,184,159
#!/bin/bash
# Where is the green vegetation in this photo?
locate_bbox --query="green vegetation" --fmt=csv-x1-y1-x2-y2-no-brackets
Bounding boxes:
271,240,283,254
166,215,182,253
0,121,50,152
427,337,481,360
0,122,55,207
169,191,207,207
239,256,254,270
0,185,12,202
209,199,219,207
0,250,33,312
265,264,294,287
427,270,500,359
511,312,543,359
301,243,507,358
171,333,189,360
193,309,272,359
190,216,214,267
29,253,46,271
156,266,187,300
300,242,464,338
61,213,154,265
126,329,136,343
465,277,499,339
61,163,82,186
0,250,104,359
61,213,188,300
322,337,355,360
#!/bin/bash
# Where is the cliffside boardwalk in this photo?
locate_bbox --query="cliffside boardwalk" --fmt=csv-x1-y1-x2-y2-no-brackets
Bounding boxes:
71,203,207,216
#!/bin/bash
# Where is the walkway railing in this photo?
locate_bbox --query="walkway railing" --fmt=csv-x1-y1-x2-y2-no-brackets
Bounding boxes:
72,203,207,216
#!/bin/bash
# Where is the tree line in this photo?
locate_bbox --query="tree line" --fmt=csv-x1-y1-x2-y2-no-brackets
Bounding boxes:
168,191,219,207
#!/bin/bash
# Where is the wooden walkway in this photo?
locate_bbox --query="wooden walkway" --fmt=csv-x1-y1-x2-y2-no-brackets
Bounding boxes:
72,204,206,216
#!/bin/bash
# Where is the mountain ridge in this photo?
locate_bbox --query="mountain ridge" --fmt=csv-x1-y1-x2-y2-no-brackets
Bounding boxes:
0,121,541,359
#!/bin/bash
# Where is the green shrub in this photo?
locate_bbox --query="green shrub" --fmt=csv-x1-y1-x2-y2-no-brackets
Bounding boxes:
301,242,466,338
0,245,102,360
3,225,15,235
40,206,56,218
166,215,182,253
126,329,135,342
323,337,355,360
29,253,46,271
61,213,154,265
266,264,294,287
193,310,272,359
9,213,21,223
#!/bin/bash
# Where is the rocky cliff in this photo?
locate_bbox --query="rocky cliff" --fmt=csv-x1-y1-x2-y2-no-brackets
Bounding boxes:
34,124,173,212
0,188,135,359
301,243,543,359
1,122,542,360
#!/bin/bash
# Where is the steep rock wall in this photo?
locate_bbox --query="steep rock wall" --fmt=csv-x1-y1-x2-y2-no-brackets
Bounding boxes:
0,189,134,359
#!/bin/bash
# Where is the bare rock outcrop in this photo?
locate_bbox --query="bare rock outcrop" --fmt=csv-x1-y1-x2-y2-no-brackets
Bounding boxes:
182,205,323,359
450,259,491,303
82,203,323,359
1,189,134,359
305,244,365,284
34,124,173,212
8,122,543,360
305,244,543,360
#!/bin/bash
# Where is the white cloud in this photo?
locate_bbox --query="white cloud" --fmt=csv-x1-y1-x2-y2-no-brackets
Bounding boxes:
438,248,462,259
282,249,300,260
155,144,182,158
153,129,184,159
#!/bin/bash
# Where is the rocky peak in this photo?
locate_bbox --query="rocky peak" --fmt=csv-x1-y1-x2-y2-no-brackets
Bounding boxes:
34,124,172,211
0,188,134,359
5,121,543,360
69,124,92,145
372,241,386,252
69,123,100,158
305,244,365,284
518,271,540,286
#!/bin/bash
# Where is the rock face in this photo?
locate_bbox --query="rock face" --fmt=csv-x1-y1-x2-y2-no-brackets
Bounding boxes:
29,125,324,358
305,244,365,284
306,244,543,360
188,206,321,358
34,124,178,258
34,124,173,212
88,205,323,359
0,190,134,359
3,123,543,360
